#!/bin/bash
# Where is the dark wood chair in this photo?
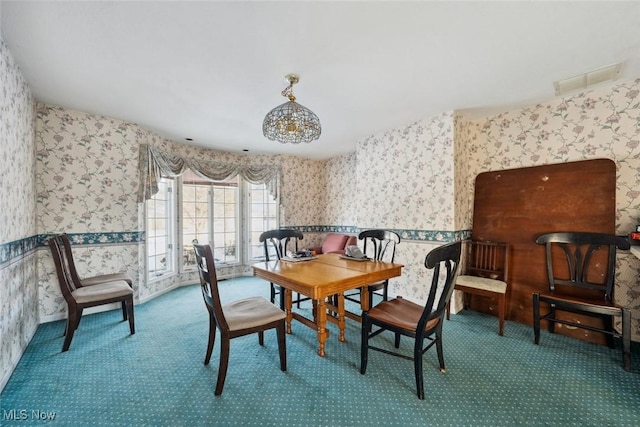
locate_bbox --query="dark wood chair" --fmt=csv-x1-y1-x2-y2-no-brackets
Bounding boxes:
59,232,133,320
533,232,631,371
343,229,400,309
360,240,461,399
259,229,307,309
48,234,135,352
193,243,287,395
445,240,510,335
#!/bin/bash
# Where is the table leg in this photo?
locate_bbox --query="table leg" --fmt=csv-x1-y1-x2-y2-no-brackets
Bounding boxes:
284,288,293,334
337,293,346,342
316,298,328,357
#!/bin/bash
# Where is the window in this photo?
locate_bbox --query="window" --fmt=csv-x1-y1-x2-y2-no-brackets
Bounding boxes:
181,173,210,269
181,172,278,270
146,178,175,279
212,179,238,263
248,182,279,260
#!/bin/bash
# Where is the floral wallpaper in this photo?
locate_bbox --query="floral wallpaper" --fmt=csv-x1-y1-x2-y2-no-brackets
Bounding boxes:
0,39,37,391
4,29,640,393
322,80,640,341
31,99,466,328
352,112,458,300
323,153,357,228
453,113,474,231
357,111,456,231
35,105,142,320
466,78,640,340
34,106,329,316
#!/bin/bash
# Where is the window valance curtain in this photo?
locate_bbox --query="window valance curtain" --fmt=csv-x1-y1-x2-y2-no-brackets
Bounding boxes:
137,145,280,203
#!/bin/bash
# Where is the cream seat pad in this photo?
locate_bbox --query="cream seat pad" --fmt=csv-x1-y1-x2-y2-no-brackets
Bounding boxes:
72,280,133,304
224,296,285,331
456,275,507,293
81,272,132,287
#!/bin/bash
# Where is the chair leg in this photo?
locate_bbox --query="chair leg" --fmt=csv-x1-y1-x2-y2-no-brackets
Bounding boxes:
394,333,401,348
622,308,631,372
462,292,470,310
277,321,287,372
121,301,128,321
435,325,446,374
215,335,230,396
62,307,80,352
548,304,556,334
330,294,339,316
74,309,83,331
204,315,216,365
414,336,425,400
296,292,302,308
497,292,505,336
445,300,451,320
126,299,135,334
258,331,264,346
533,293,541,344
360,313,370,375
604,315,615,349
272,282,286,310
270,282,276,304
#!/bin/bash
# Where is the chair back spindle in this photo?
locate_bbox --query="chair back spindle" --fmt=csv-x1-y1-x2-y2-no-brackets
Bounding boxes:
466,240,508,281
359,229,400,263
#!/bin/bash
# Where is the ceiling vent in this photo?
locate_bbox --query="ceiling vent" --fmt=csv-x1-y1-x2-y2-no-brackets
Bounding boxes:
553,63,623,96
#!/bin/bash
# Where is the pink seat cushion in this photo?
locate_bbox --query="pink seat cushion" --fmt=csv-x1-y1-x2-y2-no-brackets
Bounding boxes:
322,234,349,253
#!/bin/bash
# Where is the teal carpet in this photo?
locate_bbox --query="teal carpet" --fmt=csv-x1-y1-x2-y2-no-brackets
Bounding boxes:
2,276,640,426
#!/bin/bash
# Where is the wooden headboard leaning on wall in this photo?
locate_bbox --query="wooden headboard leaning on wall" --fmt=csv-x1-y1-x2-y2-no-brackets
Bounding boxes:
470,158,616,345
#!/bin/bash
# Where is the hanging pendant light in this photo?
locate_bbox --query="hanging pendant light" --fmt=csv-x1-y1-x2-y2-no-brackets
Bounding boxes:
263,74,321,144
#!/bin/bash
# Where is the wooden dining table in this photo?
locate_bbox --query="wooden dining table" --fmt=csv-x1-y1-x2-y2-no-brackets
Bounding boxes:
252,253,403,357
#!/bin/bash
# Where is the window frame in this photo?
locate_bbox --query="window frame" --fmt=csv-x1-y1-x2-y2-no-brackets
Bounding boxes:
146,177,176,282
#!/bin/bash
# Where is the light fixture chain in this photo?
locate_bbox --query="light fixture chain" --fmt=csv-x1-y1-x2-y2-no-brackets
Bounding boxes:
281,83,295,102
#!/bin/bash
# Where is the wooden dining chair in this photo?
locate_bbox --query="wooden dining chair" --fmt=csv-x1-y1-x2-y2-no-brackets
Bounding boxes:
59,232,134,320
445,240,510,335
343,229,401,309
48,234,135,351
259,229,307,309
361,240,461,399
533,232,631,371
193,243,287,395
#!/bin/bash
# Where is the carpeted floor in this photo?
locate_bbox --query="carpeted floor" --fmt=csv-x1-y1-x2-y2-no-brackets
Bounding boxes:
2,276,639,426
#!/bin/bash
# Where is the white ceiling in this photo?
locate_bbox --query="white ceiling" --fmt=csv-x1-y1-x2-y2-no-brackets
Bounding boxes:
2,1,640,160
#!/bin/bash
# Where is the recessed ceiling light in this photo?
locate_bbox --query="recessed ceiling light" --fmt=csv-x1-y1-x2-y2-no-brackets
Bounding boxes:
185,138,193,141
242,149,249,152
553,63,623,96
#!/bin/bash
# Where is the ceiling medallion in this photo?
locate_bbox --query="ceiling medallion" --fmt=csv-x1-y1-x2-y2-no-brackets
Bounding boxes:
263,74,321,144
